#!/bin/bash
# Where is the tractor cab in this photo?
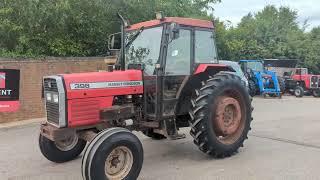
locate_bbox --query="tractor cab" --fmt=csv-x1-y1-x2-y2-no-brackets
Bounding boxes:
109,15,220,121
294,68,308,76
240,60,264,73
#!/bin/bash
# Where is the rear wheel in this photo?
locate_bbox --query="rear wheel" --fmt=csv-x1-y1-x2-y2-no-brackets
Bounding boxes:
312,89,320,97
248,80,256,97
294,86,304,98
39,134,86,163
82,128,143,180
189,72,253,158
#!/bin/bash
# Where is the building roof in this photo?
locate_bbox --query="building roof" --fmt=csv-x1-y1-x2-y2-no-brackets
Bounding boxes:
127,17,214,31
264,59,298,68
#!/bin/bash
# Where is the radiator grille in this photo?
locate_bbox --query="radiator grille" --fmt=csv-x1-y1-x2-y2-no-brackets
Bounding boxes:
44,78,58,92
44,78,60,125
46,102,60,125
310,76,319,88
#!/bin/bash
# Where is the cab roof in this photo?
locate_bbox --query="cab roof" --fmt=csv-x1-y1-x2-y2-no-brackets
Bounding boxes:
127,17,214,31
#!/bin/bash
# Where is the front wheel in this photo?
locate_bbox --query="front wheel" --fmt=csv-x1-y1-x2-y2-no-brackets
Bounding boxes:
82,128,143,180
294,86,304,98
189,72,253,158
39,134,86,163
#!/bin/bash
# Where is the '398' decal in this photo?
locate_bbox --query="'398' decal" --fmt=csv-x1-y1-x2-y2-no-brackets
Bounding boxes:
71,83,90,89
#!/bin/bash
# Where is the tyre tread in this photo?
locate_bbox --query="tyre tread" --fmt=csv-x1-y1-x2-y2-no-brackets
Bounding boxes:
189,72,253,158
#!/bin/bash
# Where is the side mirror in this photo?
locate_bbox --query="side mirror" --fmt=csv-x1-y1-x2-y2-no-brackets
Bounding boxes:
108,32,121,50
169,23,180,40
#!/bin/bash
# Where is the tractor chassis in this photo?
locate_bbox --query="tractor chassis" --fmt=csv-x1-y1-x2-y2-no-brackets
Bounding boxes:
40,103,166,144
38,14,255,180
40,123,101,142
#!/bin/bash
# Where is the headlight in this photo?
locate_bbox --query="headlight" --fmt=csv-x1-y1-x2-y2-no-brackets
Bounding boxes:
46,93,52,101
53,94,59,103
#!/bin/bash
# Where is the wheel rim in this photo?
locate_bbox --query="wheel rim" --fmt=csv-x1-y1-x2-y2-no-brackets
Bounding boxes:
55,135,79,151
105,146,133,180
213,96,245,145
295,89,301,96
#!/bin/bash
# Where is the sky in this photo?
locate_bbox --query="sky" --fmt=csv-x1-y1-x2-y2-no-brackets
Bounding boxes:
212,0,320,30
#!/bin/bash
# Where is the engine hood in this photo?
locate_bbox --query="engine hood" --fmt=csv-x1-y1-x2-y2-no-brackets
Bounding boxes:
61,70,143,99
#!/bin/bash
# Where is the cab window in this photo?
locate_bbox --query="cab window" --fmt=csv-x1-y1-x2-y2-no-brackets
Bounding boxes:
165,29,191,75
126,27,163,75
296,68,308,75
195,30,218,63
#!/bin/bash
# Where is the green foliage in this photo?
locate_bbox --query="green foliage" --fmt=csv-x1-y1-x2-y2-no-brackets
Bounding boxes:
0,0,220,58
215,5,320,73
1,1,319,72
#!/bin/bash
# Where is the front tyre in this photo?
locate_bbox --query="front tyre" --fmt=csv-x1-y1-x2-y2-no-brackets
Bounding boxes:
39,134,86,163
294,86,304,98
189,72,253,158
82,128,143,180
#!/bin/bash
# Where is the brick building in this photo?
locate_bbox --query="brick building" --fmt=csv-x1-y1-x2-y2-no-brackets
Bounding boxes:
0,57,116,123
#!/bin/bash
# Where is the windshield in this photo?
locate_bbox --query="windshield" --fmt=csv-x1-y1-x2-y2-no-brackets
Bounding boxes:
247,61,264,72
195,30,218,63
125,26,163,75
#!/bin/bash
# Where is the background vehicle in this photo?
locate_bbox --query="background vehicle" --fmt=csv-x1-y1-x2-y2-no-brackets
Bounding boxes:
220,60,249,88
39,13,253,180
239,60,284,98
284,68,320,97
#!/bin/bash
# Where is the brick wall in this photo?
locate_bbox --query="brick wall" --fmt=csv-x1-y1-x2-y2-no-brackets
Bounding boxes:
0,57,116,123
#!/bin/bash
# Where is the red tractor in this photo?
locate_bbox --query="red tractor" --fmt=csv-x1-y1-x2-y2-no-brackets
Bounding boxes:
39,13,253,180
285,68,320,97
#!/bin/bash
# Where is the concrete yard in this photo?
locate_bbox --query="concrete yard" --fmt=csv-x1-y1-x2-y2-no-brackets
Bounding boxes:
1,96,320,180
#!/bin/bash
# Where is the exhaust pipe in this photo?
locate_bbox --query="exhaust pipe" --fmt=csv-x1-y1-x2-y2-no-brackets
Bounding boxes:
117,13,127,71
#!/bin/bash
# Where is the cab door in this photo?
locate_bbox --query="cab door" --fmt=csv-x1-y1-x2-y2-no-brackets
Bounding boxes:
162,28,192,118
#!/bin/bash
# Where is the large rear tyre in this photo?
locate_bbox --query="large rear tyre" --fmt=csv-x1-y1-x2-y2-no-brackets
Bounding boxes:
312,90,320,97
189,72,253,158
39,134,86,163
142,129,166,140
294,86,304,98
82,128,143,180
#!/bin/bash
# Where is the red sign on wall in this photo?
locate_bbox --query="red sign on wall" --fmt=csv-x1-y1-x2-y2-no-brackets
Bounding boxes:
0,69,20,112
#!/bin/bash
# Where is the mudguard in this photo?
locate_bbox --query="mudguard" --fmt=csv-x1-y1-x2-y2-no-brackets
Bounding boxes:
194,64,234,75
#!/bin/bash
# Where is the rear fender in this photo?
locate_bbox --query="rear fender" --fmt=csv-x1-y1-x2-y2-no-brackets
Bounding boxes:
193,64,234,75
175,64,233,116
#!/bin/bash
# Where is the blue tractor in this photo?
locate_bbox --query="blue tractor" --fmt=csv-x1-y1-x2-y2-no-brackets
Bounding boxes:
239,60,284,98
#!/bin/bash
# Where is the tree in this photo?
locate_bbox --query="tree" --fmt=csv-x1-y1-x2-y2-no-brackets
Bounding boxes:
215,5,316,69
0,0,220,57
